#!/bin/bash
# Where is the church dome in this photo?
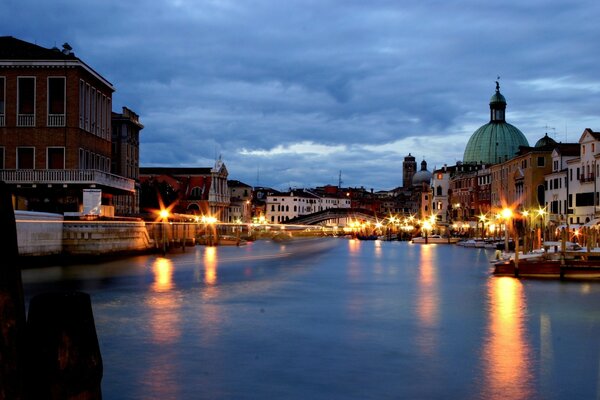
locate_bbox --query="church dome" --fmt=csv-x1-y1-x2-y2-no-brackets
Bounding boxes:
463,82,529,164
412,160,432,186
535,133,557,148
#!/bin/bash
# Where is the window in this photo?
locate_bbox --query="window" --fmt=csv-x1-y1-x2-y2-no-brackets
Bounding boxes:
0,77,4,126
0,147,4,169
190,187,203,199
47,77,65,126
537,157,545,167
17,77,35,126
17,147,34,169
47,147,65,169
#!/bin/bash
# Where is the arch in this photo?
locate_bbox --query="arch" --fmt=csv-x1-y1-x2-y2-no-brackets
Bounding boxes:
537,184,545,205
187,203,200,214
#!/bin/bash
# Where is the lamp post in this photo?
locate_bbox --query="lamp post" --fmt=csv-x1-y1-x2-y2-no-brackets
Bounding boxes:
537,206,547,247
159,209,170,255
501,207,513,253
478,213,488,239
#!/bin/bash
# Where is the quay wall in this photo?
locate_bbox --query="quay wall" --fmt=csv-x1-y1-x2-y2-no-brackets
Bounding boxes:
15,211,63,256
15,211,154,257
63,220,154,255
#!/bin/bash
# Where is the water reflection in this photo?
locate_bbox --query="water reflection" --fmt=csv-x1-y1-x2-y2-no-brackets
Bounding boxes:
148,258,181,344
480,277,533,399
204,246,218,286
152,258,173,292
416,245,439,356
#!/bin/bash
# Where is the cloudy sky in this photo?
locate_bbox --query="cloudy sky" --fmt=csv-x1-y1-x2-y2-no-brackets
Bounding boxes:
3,0,600,190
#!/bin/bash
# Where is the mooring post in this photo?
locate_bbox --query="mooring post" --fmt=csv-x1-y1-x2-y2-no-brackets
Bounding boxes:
0,181,26,400
25,292,103,400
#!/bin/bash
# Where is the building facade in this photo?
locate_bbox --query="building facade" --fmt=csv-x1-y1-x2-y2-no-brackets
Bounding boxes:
139,159,230,221
0,36,134,214
112,107,143,215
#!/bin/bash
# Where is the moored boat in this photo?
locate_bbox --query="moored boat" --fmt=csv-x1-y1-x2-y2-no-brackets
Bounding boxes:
412,235,460,244
494,257,600,279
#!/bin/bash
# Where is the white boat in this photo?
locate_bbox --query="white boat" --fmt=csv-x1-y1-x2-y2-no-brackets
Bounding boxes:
412,235,460,244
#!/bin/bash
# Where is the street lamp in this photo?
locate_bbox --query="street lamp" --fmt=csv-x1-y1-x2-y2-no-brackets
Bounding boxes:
537,206,547,246
501,207,513,253
478,213,487,239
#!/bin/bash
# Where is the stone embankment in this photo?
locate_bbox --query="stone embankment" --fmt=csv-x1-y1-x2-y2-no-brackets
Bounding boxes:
15,211,154,257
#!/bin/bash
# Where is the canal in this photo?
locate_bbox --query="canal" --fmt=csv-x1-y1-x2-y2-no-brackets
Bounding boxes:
22,238,600,399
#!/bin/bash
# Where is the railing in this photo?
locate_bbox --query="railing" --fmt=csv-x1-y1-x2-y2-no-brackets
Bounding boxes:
0,169,135,192
48,114,66,127
17,114,35,127
579,174,595,183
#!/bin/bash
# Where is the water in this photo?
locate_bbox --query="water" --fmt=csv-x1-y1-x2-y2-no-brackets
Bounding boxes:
22,239,600,400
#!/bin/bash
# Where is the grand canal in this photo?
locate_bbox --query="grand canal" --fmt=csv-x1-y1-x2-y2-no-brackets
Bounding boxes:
22,238,600,399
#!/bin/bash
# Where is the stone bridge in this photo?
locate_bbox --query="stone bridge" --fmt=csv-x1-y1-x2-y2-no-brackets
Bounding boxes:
285,208,380,226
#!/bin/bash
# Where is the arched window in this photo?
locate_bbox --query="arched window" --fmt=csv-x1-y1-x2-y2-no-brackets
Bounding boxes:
436,185,442,196
190,186,202,199
286,205,289,212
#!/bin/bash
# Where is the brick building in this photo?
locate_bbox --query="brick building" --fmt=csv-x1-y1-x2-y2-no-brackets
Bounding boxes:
0,36,134,214
139,159,230,221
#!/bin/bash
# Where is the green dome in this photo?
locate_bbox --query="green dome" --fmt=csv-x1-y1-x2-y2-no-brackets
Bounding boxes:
535,133,557,148
490,92,506,104
463,82,529,164
463,122,528,164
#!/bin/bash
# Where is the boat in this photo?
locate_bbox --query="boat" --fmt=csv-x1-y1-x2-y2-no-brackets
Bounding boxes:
356,234,378,240
411,235,460,244
494,258,600,279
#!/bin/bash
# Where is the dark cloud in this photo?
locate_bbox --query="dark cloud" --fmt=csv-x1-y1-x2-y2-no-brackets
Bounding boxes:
3,0,600,189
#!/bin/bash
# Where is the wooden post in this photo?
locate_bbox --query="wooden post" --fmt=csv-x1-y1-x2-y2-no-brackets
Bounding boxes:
25,292,103,400
0,181,26,400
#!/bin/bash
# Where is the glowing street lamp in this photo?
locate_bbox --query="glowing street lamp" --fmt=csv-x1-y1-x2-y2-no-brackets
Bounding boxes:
501,207,513,253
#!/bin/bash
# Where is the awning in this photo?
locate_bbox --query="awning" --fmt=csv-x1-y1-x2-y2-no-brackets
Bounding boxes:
583,218,600,227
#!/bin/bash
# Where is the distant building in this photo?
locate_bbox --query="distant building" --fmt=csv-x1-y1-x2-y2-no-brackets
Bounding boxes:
228,180,252,222
139,159,230,221
402,153,417,189
112,107,143,215
265,188,351,223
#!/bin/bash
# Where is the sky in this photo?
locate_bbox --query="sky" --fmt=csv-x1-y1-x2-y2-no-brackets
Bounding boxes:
3,0,600,191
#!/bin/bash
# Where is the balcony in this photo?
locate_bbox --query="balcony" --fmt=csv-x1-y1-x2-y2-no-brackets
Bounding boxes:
17,114,35,127
0,169,135,192
580,174,595,183
48,114,66,127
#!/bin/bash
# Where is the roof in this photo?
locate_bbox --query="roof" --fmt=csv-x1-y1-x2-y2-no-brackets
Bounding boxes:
0,36,114,91
554,143,580,157
0,36,78,60
228,180,252,188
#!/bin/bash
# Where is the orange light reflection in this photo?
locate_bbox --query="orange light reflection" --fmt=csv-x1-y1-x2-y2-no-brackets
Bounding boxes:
148,258,181,345
204,246,218,285
480,277,533,399
416,245,439,355
152,258,173,292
